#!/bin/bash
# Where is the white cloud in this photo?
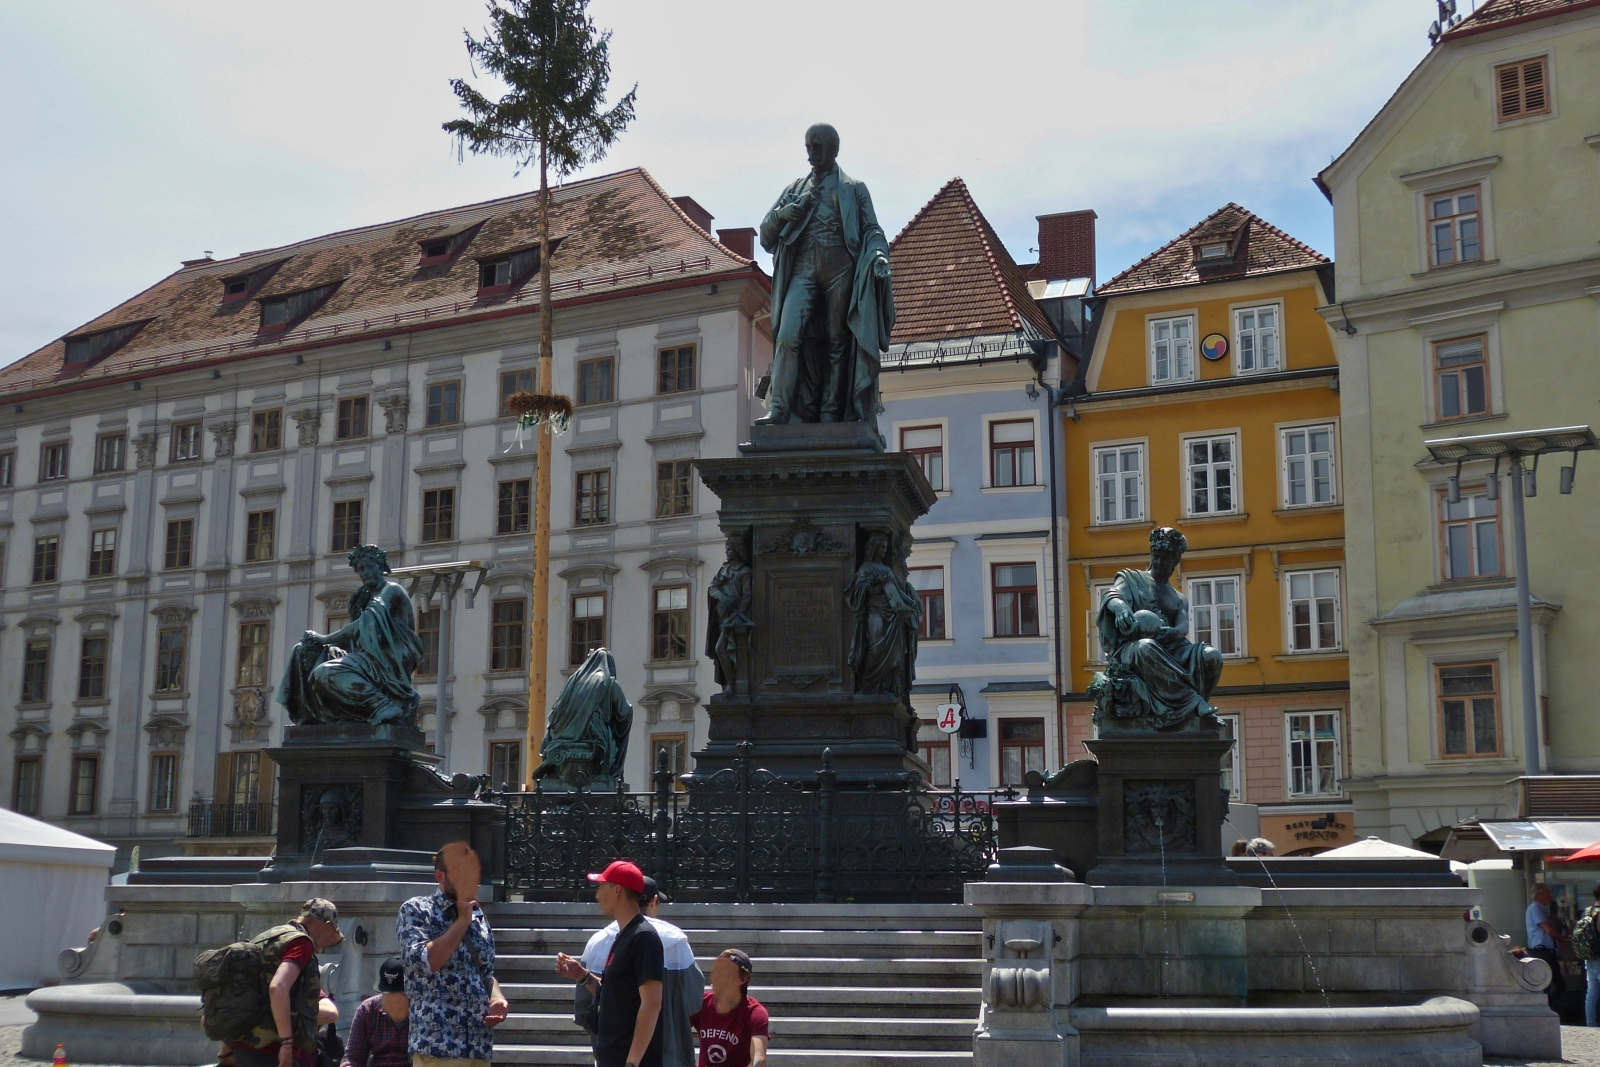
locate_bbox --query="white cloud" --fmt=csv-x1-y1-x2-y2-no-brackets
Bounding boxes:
0,0,1431,367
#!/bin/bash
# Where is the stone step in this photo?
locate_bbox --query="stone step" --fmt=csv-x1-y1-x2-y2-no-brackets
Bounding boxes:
503,982,982,1019
495,1012,976,1051
492,1046,973,1067
492,927,984,958
496,954,983,986
485,903,982,932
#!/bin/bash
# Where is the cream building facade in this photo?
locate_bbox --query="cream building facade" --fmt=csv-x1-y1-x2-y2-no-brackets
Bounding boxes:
1317,0,1600,846
0,170,768,863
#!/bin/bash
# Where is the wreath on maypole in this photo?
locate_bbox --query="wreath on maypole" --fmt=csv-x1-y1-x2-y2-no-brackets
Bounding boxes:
503,391,574,451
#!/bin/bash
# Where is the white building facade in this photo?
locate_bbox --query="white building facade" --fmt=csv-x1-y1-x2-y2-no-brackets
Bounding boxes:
0,170,768,862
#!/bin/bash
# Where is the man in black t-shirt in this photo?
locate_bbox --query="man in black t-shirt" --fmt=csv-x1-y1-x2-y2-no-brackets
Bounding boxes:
557,860,665,1067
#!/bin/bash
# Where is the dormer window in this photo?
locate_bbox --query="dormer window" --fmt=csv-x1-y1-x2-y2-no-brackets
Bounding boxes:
258,281,341,335
417,222,484,267
220,260,286,305
1198,242,1229,260
63,320,150,369
480,257,518,289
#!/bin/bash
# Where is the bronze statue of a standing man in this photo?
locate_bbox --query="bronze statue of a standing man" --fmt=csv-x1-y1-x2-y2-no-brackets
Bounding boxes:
757,124,895,435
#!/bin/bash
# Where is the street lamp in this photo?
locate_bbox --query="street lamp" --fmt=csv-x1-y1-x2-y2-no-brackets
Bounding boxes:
1425,426,1598,775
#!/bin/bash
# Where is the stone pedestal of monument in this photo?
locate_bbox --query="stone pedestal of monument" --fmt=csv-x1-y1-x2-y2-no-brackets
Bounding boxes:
1084,731,1237,887
260,722,503,882
693,423,936,784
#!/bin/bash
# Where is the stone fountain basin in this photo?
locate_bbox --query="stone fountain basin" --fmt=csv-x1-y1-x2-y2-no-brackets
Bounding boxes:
1071,995,1481,1067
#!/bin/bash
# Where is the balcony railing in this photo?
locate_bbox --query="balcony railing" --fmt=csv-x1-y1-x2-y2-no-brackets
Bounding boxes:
187,799,276,838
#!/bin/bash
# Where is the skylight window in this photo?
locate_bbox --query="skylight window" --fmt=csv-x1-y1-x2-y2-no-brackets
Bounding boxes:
417,222,484,266
63,320,149,367
475,242,553,294
258,282,341,335
1199,242,1229,260
220,260,286,305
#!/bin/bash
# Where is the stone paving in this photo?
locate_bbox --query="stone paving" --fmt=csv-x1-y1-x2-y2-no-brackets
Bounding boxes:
4,992,1600,1067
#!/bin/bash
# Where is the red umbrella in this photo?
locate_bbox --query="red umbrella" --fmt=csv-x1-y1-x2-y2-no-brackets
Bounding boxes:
1558,840,1600,863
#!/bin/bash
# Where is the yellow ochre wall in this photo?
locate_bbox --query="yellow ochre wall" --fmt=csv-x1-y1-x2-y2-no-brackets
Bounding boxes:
1064,269,1344,697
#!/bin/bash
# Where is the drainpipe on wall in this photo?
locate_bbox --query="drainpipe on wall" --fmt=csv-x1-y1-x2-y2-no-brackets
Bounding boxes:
1034,347,1066,767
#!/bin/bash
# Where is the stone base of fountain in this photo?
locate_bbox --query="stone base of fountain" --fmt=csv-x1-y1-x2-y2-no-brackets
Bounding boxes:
968,846,1559,1067
1085,733,1237,886
1070,996,1482,1066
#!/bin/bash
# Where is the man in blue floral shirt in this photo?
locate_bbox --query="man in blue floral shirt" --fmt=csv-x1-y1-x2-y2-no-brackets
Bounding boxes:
396,843,509,1066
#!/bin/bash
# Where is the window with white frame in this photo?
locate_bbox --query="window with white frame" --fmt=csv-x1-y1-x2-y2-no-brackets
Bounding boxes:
1428,187,1481,269
1433,335,1490,421
1185,434,1236,516
990,420,1036,487
1285,711,1341,798
999,718,1047,787
1188,576,1242,657
1218,712,1242,800
1439,488,1502,581
908,567,946,640
1437,661,1502,759
900,425,944,492
1086,581,1113,664
1282,424,1337,507
1093,443,1145,524
1235,305,1280,373
1286,569,1341,652
1149,316,1194,383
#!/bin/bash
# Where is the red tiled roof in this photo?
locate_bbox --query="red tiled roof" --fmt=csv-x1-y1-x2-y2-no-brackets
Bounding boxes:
887,178,1055,345
0,168,756,399
1443,0,1600,38
1095,204,1328,297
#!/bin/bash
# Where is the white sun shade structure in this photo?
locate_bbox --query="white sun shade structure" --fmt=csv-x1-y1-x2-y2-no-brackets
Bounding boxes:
0,808,115,990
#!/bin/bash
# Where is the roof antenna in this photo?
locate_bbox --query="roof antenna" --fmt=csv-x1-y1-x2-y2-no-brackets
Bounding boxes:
1428,0,1460,45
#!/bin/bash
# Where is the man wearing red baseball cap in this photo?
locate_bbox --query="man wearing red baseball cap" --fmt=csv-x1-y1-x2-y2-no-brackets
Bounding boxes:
557,860,665,1067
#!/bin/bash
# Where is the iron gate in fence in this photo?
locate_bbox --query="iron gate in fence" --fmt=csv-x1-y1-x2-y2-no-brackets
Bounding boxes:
499,745,1012,903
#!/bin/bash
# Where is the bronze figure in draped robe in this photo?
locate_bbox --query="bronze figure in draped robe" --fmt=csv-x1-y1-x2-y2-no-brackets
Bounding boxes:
278,544,423,726
1088,526,1223,732
535,647,633,790
846,534,920,698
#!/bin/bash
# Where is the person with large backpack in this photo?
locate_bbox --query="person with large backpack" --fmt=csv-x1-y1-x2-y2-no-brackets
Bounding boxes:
1575,883,1600,1027
197,897,344,1067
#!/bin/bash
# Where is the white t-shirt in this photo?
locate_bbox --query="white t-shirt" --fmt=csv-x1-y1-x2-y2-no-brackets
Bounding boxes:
582,915,697,973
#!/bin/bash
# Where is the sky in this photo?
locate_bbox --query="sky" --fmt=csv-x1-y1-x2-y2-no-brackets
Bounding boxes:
0,1,1438,368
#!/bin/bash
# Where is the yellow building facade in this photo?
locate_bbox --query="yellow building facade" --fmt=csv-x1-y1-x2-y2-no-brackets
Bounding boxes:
1316,0,1600,847
1061,206,1355,852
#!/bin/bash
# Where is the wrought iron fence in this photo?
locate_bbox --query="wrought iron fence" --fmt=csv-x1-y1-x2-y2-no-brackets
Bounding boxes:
186,799,277,838
499,744,1011,903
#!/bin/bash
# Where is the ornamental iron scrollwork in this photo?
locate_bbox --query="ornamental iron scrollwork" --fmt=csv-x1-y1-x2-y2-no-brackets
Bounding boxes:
495,743,1008,903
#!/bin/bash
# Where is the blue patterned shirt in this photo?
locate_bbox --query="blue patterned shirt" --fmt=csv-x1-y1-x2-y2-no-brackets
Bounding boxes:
396,890,497,1059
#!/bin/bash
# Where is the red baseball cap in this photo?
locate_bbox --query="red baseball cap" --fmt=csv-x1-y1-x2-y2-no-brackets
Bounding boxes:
587,859,645,894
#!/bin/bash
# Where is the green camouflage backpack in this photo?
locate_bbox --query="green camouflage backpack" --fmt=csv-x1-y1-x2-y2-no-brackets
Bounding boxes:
1574,906,1600,961
194,923,315,1044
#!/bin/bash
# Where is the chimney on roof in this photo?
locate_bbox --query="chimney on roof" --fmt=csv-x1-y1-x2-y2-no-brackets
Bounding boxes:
717,228,757,260
1036,210,1097,286
672,196,714,234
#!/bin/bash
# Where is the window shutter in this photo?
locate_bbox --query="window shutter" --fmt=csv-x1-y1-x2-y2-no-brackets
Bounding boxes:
1521,60,1547,114
1497,63,1523,119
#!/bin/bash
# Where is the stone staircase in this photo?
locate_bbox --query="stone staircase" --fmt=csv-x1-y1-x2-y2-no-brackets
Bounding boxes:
484,902,983,1066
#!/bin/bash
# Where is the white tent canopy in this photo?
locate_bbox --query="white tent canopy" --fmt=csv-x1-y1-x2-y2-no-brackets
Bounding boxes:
0,808,114,991
1318,835,1439,859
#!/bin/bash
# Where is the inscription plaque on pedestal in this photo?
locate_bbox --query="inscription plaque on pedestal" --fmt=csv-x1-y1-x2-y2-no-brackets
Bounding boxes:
694,423,936,783
767,572,839,688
